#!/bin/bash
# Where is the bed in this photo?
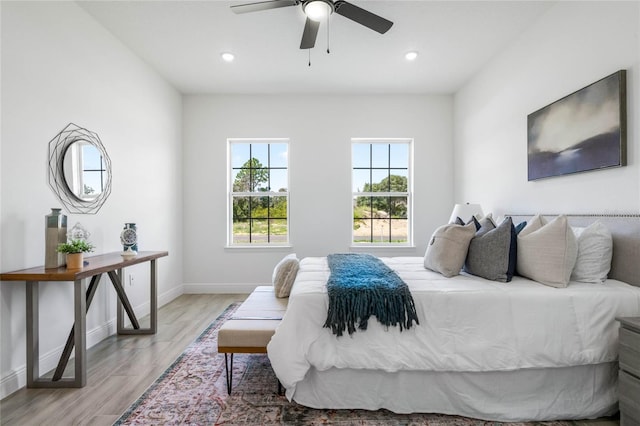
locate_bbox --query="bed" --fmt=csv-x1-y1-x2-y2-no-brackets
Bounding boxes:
266,214,640,421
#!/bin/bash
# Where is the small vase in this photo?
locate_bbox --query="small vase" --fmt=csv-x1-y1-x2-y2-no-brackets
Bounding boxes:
66,253,83,269
45,208,67,268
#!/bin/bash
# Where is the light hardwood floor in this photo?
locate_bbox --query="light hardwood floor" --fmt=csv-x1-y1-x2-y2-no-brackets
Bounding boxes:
0,294,246,426
0,294,620,426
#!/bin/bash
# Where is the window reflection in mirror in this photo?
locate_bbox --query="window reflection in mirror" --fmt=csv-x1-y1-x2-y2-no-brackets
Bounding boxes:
63,141,106,201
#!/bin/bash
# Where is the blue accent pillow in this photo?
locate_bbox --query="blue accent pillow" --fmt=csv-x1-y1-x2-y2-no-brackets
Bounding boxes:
512,220,527,276
456,216,481,230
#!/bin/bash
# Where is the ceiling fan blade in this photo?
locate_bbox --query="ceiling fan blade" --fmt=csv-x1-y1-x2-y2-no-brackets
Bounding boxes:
300,17,320,49
334,0,393,34
231,0,298,14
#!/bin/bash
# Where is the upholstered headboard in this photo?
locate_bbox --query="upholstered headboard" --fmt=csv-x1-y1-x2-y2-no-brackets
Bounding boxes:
507,214,640,288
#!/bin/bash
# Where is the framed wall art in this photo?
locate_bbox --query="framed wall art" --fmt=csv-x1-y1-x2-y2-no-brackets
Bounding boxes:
527,70,626,181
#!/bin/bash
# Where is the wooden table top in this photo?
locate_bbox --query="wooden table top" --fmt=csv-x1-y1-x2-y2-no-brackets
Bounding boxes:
0,251,168,282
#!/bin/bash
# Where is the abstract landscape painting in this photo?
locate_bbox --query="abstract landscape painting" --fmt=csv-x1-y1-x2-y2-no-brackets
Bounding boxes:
527,70,626,181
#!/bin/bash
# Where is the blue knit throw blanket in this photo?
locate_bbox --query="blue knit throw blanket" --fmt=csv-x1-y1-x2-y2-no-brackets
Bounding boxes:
323,254,419,337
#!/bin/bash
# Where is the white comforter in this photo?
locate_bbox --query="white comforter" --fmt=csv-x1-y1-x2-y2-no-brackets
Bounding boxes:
267,256,640,399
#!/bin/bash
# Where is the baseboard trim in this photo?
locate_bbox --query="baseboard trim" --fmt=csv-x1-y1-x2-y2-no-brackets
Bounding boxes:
182,283,260,294
0,284,184,399
160,285,183,306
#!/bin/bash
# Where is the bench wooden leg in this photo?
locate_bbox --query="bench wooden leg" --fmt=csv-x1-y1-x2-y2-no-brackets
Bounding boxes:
224,353,234,395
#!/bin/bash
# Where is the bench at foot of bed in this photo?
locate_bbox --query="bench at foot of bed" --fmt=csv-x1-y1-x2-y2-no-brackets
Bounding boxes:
217,286,288,394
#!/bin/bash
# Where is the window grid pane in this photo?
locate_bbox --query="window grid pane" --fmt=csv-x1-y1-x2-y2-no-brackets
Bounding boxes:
229,141,289,245
352,140,411,245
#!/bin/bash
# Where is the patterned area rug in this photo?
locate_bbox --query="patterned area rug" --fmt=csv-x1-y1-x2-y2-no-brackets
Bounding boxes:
114,303,573,425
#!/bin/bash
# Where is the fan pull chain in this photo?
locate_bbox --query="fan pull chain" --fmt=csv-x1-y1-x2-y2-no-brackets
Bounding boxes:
308,49,311,67
327,15,330,54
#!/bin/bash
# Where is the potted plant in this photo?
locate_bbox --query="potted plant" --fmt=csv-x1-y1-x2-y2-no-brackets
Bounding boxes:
56,239,95,269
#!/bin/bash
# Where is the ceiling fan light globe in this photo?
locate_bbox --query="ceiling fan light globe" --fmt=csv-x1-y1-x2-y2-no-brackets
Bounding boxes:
304,0,332,21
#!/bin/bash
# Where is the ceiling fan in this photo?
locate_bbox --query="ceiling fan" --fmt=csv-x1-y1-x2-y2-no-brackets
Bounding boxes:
230,0,393,49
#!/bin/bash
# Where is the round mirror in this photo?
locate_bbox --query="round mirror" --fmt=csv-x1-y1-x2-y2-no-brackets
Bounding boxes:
48,124,112,214
62,141,106,201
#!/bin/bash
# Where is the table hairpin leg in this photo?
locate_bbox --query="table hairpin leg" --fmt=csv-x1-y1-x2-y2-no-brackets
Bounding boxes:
224,353,234,394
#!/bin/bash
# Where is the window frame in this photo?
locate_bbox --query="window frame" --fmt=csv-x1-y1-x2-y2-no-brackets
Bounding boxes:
351,138,413,247
227,138,290,247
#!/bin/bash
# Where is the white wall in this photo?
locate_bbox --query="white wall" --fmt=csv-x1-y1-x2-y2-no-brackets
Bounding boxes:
0,2,183,397
454,1,640,217
182,95,453,291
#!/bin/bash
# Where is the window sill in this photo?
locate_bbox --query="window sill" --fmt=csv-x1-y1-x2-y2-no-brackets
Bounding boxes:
349,245,416,250
225,245,293,250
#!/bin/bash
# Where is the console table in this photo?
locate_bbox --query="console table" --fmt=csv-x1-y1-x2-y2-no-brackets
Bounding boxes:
0,251,168,388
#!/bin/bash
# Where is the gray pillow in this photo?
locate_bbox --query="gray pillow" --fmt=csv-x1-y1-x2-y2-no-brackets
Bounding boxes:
464,217,515,282
272,254,299,298
424,222,476,277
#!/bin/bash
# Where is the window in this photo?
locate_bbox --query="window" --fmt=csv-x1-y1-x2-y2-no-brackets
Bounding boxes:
228,139,289,245
352,139,412,245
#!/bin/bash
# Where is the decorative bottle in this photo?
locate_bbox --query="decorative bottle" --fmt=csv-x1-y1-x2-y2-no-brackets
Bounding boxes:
45,208,67,268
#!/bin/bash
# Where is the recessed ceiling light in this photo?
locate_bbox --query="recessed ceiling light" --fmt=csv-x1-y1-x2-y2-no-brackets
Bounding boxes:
405,51,418,61
221,52,235,62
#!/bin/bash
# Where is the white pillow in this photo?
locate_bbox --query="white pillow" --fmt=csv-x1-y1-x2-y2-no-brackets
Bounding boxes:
571,226,585,239
272,254,299,298
517,215,578,288
571,221,613,283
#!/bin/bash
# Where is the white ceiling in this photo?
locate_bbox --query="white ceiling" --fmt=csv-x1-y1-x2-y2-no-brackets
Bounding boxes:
78,0,554,95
